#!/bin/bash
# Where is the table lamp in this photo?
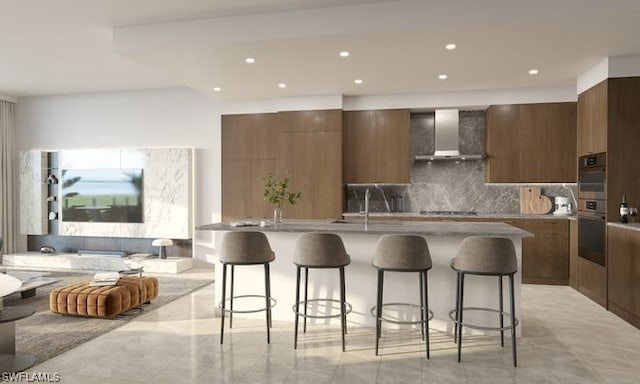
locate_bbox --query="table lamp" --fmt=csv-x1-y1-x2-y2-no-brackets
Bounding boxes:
152,238,173,259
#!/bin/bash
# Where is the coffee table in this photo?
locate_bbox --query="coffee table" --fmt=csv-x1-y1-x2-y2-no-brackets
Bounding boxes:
12,276,62,299
0,271,62,299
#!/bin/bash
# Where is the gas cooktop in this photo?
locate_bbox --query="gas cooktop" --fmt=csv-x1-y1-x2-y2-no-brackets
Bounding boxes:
419,211,479,216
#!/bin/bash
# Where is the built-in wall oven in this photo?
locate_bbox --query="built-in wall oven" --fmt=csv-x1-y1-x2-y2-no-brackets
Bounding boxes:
578,152,606,266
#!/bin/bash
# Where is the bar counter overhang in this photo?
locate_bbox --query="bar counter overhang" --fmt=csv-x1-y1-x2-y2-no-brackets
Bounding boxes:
197,220,533,335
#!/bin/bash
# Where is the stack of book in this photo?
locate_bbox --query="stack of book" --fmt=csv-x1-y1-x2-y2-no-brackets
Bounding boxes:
89,272,120,287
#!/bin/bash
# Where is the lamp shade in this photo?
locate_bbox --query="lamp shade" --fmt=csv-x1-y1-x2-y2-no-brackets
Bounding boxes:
0,274,22,297
152,239,173,247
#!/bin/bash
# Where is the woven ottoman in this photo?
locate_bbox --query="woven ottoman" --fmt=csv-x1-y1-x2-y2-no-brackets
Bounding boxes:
49,276,159,319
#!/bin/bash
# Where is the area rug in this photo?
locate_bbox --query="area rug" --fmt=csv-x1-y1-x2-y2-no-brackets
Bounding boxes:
2,270,213,364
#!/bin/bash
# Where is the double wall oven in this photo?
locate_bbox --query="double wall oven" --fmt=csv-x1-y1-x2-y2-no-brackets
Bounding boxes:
578,152,606,266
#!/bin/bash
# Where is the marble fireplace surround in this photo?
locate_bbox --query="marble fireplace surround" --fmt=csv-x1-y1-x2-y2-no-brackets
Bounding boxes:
19,147,193,240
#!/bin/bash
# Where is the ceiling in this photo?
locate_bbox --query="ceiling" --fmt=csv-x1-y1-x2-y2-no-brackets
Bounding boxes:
2,0,640,100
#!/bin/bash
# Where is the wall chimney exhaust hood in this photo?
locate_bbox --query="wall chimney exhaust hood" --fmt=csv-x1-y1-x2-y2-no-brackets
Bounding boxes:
414,109,485,161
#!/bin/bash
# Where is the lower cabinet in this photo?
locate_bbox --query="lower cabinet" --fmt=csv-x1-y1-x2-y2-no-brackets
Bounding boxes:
608,225,640,328
342,215,570,284
518,219,569,285
569,219,578,289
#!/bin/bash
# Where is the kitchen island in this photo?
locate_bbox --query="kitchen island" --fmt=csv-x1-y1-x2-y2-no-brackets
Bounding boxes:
198,220,532,334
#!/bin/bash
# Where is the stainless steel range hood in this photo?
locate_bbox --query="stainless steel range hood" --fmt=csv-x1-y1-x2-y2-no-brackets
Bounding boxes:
414,109,485,161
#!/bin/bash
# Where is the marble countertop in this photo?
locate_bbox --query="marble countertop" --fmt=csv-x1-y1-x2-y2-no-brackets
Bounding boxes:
607,222,640,232
197,219,533,238
342,212,576,220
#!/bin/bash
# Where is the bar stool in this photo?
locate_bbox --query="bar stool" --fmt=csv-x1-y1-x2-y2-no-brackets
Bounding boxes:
218,231,275,344
293,233,351,351
449,236,518,367
372,235,433,357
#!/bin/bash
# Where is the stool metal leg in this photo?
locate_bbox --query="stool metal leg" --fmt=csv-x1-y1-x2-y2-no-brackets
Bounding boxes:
303,267,309,333
419,272,425,341
510,274,518,367
230,265,235,329
264,263,271,344
499,275,504,347
422,270,430,359
339,267,346,352
294,266,301,349
375,269,384,356
220,263,227,344
341,267,348,336
457,272,465,363
454,271,459,344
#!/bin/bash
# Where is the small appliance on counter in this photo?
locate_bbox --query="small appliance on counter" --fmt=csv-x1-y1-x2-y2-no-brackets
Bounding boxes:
553,196,572,215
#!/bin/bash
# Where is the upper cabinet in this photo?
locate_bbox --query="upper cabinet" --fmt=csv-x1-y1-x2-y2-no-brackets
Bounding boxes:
221,110,343,221
221,113,279,221
343,109,410,183
577,80,607,156
486,102,577,183
279,109,343,219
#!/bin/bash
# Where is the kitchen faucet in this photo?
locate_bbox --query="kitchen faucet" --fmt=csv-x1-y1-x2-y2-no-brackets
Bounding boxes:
364,188,371,229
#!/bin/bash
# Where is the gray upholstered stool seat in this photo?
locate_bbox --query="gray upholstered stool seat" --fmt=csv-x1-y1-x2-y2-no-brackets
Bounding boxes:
449,236,519,367
218,231,275,344
372,235,433,357
293,233,351,351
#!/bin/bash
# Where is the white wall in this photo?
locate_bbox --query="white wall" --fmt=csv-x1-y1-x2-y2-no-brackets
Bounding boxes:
15,88,220,263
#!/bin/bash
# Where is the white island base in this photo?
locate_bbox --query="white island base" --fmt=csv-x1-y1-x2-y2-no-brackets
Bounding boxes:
204,220,531,336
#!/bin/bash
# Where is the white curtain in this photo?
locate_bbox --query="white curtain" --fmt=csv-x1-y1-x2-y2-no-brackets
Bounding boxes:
0,100,17,255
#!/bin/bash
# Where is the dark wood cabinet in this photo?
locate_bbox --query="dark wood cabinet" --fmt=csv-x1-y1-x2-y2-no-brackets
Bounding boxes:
606,77,640,222
486,103,577,183
343,109,410,183
577,256,608,307
519,219,569,284
346,215,570,284
575,77,640,310
569,219,578,289
485,105,522,182
607,225,640,328
577,80,607,156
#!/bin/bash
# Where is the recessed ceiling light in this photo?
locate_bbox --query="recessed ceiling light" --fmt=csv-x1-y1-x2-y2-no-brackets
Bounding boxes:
245,57,256,64
529,69,539,75
278,83,286,89
445,43,457,50
339,51,350,58
213,87,221,92
438,74,448,80
354,79,363,85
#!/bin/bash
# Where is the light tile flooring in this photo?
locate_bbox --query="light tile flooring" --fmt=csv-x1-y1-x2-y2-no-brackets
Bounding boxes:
28,277,640,383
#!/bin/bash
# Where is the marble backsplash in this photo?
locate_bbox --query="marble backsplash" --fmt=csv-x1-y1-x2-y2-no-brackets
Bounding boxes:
346,162,577,214
346,109,577,214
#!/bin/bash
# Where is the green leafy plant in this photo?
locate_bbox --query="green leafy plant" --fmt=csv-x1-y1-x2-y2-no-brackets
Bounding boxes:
263,173,301,209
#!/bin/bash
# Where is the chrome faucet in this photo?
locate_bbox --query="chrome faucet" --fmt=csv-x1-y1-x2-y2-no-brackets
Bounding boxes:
364,188,371,229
